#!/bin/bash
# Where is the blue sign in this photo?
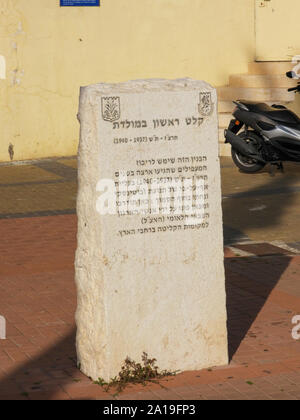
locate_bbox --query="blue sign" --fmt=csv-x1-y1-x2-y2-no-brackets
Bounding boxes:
60,0,100,6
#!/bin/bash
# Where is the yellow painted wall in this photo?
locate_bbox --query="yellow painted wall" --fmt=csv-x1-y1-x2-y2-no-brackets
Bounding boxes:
255,0,300,61
0,0,255,162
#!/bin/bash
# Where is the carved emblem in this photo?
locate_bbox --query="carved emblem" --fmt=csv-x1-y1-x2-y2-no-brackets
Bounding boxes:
198,92,214,117
101,97,121,122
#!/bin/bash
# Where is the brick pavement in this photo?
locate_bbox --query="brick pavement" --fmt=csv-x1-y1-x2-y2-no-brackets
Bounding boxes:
0,157,299,400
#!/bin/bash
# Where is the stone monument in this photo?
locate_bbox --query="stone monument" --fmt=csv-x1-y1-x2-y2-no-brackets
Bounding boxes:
75,78,228,381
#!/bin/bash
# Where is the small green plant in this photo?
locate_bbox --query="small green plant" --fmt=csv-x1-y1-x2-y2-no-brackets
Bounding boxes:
94,352,177,394
21,392,29,397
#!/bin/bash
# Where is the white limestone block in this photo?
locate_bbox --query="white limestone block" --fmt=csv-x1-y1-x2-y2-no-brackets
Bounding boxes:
75,78,228,381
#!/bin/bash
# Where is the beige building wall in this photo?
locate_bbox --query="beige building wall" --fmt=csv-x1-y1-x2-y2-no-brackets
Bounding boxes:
0,0,256,162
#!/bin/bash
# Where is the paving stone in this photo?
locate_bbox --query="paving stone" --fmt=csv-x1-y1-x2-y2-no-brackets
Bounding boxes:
232,243,294,256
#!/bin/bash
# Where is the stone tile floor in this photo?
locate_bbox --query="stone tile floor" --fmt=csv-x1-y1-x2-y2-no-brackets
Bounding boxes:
0,157,300,400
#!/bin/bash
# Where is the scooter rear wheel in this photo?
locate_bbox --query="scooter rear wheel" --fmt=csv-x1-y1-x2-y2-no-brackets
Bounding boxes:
231,131,265,173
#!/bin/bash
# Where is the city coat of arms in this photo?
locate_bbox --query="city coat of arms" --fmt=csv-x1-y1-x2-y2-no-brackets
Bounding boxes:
198,92,214,117
101,97,121,122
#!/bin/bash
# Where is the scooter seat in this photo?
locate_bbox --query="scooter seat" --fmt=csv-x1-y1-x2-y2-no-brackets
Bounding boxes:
238,100,300,128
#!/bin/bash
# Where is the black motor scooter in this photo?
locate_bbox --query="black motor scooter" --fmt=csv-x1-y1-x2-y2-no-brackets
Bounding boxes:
224,71,300,173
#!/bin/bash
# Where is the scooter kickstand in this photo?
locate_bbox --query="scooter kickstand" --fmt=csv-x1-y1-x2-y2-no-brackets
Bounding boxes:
269,162,284,176
278,162,284,173
269,163,276,176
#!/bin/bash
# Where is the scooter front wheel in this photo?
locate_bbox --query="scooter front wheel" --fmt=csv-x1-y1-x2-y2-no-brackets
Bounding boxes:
231,131,265,173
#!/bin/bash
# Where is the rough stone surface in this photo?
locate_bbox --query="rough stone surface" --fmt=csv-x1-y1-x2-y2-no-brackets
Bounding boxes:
75,78,228,381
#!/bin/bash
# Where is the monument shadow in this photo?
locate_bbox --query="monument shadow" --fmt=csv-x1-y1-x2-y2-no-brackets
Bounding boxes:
222,163,299,360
